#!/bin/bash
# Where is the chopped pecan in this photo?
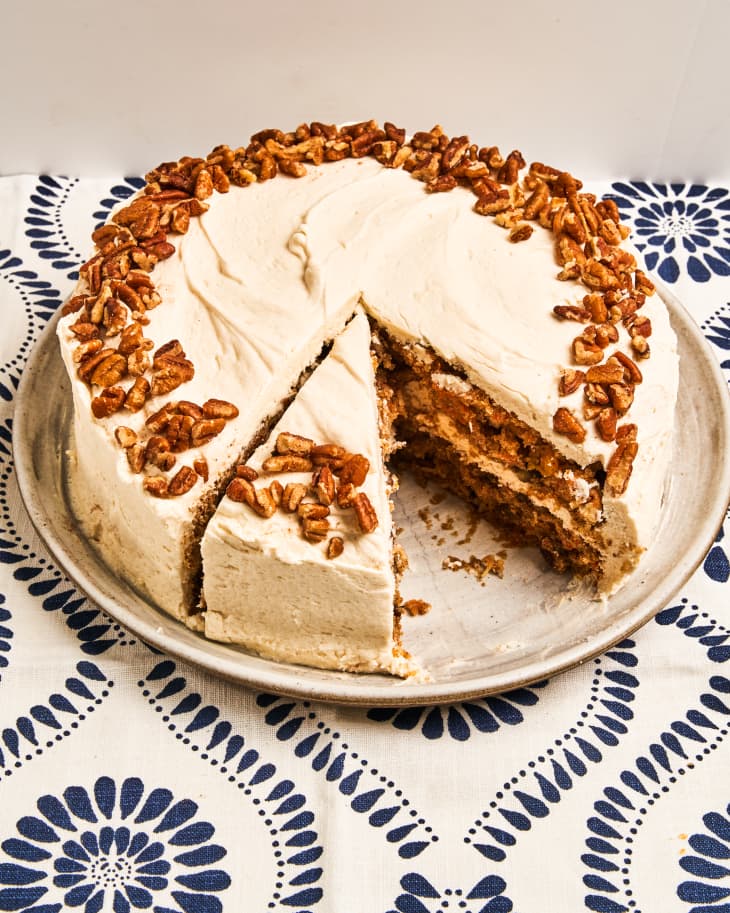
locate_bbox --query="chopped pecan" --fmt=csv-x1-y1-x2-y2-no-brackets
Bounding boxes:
608,383,634,416
310,444,348,470
168,466,198,497
91,386,125,418
336,482,356,508
584,293,608,324
151,356,195,396
327,537,344,559
572,336,604,366
582,258,620,291
261,454,312,473
553,305,590,322
508,224,533,243
609,351,643,384
523,182,549,220
145,435,175,471
126,444,146,473
425,174,457,193
596,407,618,442
282,483,307,512
73,339,104,363
339,453,370,487
124,377,150,412
165,413,195,452
89,352,127,388
301,517,330,543
634,269,655,296
117,322,146,355
559,369,585,396
595,323,619,348
298,502,330,521
202,398,239,420
191,418,226,446
143,476,169,498
115,426,138,448
278,160,307,178
227,477,255,504
473,190,511,216
70,321,100,340
269,480,283,506
145,403,175,432
251,486,277,518
616,423,638,443
193,457,209,481
313,465,335,505
552,407,586,443
584,382,611,406
585,362,625,385
352,492,378,533
631,335,650,358
605,440,639,496
236,465,259,481
625,314,652,338
275,431,315,456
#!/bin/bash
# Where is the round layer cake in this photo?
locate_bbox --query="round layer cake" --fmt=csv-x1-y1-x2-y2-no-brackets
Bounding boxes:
57,120,679,676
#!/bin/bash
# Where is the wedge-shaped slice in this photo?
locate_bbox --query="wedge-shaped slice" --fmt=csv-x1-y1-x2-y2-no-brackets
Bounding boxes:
201,310,416,676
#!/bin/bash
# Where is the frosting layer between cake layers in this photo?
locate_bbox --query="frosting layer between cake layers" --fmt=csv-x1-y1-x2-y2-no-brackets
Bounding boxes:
59,153,679,627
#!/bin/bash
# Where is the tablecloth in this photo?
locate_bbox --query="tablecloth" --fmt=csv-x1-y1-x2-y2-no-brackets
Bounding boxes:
1,172,729,913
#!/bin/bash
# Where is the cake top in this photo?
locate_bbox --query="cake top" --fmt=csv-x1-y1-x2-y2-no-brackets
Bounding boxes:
59,119,676,516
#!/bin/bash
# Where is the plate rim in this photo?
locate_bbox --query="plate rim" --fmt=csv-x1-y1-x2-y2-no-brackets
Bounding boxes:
12,283,730,706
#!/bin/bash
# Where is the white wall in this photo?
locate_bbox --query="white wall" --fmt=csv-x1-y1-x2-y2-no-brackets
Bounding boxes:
2,0,728,179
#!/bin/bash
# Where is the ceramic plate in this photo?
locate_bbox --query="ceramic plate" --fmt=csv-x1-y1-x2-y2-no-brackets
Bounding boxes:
13,285,730,705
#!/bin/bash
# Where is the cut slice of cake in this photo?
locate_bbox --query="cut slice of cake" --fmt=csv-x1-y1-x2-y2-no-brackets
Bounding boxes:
200,310,416,676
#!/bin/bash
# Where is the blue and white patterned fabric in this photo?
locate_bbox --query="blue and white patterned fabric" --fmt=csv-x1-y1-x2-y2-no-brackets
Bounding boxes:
1,173,729,913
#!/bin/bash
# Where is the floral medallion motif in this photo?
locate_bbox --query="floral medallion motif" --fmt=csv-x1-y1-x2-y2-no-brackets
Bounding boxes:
0,776,231,912
388,872,511,913
677,802,730,911
607,182,730,283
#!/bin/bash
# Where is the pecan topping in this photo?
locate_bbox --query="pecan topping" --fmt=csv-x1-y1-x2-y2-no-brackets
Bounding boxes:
236,465,259,481
261,454,312,473
310,444,348,470
552,407,586,444
298,502,330,520
115,426,138,448
202,398,239,419
336,482,356,508
168,465,198,497
327,537,344,559
352,492,378,533
559,369,585,396
585,362,625,385
269,480,283,506
191,418,226,447
143,476,168,498
313,465,335,505
193,457,209,481
124,377,150,412
91,387,125,418
126,444,146,473
282,483,307,512
339,453,370,487
275,431,315,456
596,407,617,442
301,518,329,543
227,477,254,504
605,440,639,496
572,336,604,366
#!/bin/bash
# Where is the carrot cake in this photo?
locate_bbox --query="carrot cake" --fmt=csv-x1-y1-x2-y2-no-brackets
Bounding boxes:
57,120,679,676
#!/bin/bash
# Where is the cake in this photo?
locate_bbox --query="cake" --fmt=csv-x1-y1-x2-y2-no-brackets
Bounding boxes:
201,310,414,675
57,119,679,677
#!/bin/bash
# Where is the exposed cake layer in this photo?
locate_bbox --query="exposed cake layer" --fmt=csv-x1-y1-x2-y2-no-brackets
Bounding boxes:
201,311,415,676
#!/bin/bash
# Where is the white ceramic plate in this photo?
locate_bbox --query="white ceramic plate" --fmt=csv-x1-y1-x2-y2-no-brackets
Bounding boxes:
13,285,730,705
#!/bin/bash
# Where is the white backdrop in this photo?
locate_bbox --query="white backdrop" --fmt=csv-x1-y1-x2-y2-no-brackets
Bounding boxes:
3,0,728,180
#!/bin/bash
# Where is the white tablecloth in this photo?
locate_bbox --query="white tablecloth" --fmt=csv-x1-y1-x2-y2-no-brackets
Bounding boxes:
0,172,729,913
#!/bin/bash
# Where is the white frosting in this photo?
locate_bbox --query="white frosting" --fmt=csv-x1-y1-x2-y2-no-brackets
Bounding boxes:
201,311,414,675
58,152,679,644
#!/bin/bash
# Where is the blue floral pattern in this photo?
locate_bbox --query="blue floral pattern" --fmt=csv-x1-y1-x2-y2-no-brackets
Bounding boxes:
677,802,730,911
607,182,730,283
0,776,230,913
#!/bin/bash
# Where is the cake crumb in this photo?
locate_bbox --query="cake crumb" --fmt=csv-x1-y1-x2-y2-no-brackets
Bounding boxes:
429,491,447,505
402,598,432,616
442,551,507,582
418,506,433,529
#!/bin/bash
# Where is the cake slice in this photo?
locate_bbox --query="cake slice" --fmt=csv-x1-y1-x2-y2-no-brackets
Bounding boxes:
200,310,416,676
